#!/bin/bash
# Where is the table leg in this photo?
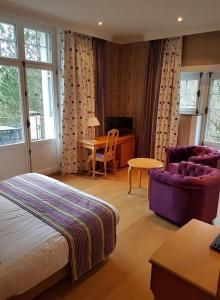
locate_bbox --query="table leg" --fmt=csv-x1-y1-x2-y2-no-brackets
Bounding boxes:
92,147,96,179
146,169,149,186
138,169,142,187
128,166,133,193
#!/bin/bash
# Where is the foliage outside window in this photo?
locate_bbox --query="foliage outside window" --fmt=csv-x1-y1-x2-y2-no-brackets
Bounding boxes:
0,65,23,144
24,28,51,63
205,79,220,144
0,22,17,58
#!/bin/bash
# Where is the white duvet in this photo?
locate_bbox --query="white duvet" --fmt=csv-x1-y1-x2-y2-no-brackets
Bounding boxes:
0,176,119,300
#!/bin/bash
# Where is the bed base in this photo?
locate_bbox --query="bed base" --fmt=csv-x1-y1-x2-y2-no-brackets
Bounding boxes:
9,260,107,299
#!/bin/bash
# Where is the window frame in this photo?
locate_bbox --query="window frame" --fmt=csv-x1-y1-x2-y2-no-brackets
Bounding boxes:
203,72,220,149
0,15,59,146
24,27,52,64
0,20,18,59
179,72,202,115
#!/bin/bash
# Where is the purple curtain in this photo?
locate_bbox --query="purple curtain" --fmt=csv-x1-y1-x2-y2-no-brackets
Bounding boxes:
93,38,106,136
137,39,165,157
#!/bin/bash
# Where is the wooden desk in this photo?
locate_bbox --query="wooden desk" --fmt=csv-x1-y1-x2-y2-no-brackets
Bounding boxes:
79,134,135,178
149,219,220,300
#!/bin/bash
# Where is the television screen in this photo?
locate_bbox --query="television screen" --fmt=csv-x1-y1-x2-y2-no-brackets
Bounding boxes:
105,117,133,135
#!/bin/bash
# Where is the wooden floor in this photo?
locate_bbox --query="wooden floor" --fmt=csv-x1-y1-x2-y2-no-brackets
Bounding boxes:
38,168,178,300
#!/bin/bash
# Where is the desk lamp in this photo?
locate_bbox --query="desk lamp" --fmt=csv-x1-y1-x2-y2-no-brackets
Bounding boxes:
87,117,100,140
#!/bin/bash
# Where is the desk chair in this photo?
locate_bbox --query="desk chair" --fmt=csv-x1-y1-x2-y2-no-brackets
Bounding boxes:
87,129,119,176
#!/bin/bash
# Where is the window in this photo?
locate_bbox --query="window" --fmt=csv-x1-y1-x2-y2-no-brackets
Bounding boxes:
204,77,220,144
24,28,51,63
0,21,17,59
0,19,56,146
179,72,201,114
0,65,23,145
179,69,220,148
26,69,55,140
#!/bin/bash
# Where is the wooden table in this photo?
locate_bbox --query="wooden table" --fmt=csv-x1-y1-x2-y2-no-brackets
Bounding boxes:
127,158,163,193
79,135,135,178
150,219,220,300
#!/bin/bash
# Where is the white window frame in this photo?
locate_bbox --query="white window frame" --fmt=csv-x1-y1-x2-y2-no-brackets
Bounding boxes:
203,72,220,149
179,72,202,115
180,66,220,149
0,15,59,147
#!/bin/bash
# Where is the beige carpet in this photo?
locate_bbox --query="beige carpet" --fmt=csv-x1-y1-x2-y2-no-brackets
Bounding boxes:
38,168,178,300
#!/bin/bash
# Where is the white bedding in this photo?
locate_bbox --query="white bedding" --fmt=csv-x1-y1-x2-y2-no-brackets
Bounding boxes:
0,176,119,300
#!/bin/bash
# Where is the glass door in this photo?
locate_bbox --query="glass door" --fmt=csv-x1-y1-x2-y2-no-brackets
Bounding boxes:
0,18,60,180
23,26,59,174
0,20,30,179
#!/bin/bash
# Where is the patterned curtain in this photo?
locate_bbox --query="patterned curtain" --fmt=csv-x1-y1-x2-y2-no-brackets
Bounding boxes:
60,31,95,175
154,37,182,162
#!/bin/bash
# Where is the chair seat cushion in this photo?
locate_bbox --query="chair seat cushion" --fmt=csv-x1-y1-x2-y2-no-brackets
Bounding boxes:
89,152,105,160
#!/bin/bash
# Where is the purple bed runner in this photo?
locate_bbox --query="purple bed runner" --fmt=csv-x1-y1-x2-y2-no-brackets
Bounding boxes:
0,173,117,281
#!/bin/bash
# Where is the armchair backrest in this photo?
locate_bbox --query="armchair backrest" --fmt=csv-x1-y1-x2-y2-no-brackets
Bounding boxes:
165,145,220,169
165,146,194,167
191,146,213,156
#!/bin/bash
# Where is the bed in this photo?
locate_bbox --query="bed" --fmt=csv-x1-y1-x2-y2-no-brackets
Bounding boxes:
0,173,119,300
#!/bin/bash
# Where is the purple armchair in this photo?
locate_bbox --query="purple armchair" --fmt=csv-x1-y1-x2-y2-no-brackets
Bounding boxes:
149,161,220,225
165,145,220,173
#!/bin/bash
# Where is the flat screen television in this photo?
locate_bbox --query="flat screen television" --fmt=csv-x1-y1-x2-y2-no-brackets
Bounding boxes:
105,117,133,135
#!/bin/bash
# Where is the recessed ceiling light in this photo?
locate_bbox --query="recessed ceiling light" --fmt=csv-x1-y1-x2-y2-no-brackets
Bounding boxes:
98,21,103,26
178,16,183,22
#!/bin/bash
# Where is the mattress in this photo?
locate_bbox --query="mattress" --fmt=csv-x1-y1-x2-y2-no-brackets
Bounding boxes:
0,175,119,300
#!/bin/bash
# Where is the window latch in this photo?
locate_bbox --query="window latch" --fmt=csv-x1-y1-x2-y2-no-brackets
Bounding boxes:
26,120,30,128
205,107,208,114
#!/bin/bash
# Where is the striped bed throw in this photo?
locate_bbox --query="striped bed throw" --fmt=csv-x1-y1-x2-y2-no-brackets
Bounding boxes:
0,173,117,281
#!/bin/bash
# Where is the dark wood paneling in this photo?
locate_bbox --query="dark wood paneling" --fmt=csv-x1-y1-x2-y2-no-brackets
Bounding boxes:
104,41,149,148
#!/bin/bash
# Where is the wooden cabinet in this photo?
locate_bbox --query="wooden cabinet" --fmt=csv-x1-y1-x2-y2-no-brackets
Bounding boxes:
150,219,220,300
115,134,135,168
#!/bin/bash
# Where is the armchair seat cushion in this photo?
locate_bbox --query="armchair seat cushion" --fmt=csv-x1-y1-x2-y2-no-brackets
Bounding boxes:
167,162,179,174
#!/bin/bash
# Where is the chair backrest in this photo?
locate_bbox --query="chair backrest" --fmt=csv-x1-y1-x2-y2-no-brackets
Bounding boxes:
104,129,119,157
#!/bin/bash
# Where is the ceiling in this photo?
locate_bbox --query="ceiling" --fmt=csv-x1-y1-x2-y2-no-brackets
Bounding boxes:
1,0,220,43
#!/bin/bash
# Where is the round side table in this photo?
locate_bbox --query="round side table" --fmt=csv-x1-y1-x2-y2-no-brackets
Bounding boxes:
128,158,163,193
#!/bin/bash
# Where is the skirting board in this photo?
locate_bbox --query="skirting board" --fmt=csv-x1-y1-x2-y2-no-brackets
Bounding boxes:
35,166,61,176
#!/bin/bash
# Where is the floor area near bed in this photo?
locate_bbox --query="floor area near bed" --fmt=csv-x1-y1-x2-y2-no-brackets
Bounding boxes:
38,168,178,300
